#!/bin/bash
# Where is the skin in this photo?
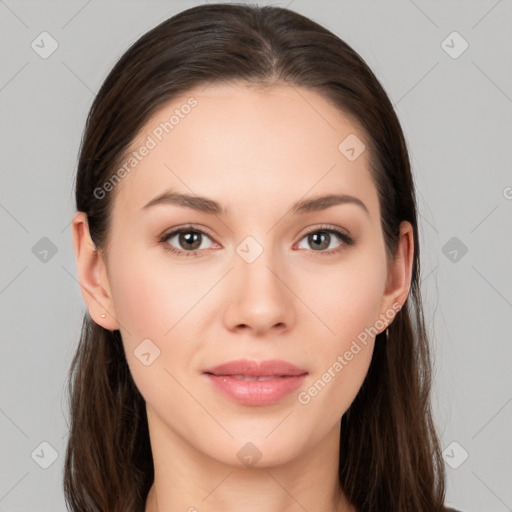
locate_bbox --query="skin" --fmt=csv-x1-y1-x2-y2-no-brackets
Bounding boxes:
72,81,413,512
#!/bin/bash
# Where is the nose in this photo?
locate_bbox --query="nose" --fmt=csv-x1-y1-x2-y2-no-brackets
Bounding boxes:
222,243,296,336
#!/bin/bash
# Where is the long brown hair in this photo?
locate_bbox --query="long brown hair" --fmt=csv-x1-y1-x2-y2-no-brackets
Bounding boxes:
64,3,446,511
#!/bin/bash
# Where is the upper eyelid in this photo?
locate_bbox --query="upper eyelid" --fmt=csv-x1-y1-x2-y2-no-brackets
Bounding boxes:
161,224,217,242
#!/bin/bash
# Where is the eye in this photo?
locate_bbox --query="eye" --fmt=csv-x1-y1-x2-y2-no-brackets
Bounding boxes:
159,226,217,257
158,224,355,258
295,225,355,255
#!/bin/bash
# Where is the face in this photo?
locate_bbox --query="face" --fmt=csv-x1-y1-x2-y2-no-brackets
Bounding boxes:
73,81,412,469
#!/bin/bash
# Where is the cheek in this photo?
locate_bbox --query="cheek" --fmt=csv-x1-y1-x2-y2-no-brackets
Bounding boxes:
108,259,189,409
294,253,385,413
107,245,211,388
297,281,378,424
302,255,386,341
109,265,164,339
109,245,199,339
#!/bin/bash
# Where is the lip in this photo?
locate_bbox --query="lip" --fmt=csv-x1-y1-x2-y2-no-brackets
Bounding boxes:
202,359,308,406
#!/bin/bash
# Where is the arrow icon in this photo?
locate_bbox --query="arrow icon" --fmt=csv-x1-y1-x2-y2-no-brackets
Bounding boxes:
135,339,161,365
31,441,58,468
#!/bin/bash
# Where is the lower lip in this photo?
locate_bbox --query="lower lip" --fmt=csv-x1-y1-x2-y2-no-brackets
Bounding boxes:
204,373,307,406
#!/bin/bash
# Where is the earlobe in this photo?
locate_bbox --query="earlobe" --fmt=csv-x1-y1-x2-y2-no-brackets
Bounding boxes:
71,211,120,331
378,220,414,331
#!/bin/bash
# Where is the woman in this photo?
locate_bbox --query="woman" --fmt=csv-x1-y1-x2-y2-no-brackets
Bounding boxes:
66,3,460,511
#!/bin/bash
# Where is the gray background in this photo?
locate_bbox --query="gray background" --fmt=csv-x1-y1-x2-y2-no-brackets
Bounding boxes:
1,0,511,510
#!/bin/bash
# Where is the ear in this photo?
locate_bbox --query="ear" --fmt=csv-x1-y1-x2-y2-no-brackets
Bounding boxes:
377,220,414,331
71,211,120,331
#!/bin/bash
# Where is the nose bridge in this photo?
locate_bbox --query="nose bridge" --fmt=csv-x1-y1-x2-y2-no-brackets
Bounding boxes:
234,231,283,296
223,229,294,332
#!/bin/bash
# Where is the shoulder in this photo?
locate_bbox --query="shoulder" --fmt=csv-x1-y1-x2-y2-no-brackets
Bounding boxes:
444,507,463,512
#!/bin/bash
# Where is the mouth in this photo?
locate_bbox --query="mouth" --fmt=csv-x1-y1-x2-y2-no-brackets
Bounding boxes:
202,358,307,377
202,359,308,406
207,374,299,381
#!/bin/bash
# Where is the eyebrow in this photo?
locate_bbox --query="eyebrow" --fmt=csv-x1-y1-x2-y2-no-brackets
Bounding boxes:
141,189,369,217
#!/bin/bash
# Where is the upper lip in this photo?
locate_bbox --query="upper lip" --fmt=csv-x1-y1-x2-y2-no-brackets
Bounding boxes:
203,359,308,377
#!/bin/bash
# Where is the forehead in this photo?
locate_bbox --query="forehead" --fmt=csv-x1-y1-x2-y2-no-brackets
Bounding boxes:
111,81,378,221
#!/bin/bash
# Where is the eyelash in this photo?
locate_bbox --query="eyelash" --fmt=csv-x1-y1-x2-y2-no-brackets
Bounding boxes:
158,224,355,258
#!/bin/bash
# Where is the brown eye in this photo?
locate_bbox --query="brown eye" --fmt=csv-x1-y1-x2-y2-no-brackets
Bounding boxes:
307,231,331,251
296,226,355,255
160,228,216,256
177,231,203,250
